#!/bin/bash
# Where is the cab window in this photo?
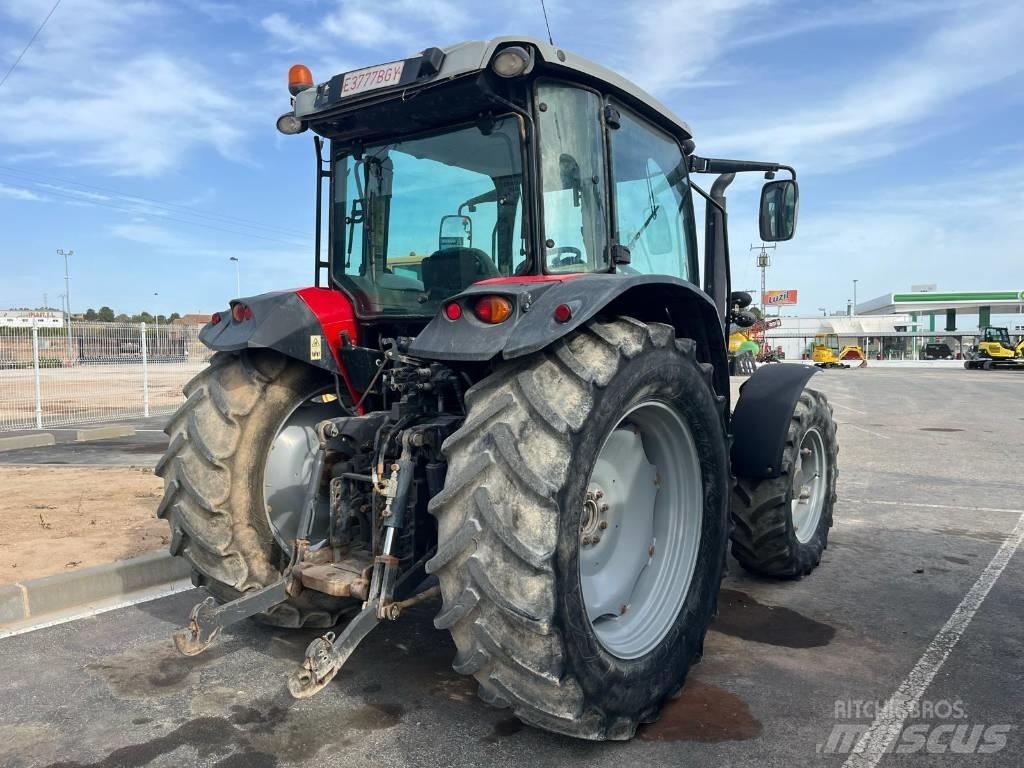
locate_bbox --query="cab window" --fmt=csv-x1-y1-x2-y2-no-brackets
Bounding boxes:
608,105,695,280
535,83,609,273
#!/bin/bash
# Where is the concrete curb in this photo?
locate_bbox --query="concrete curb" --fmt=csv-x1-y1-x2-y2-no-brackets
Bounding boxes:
75,425,136,442
0,550,190,631
0,433,55,452
0,424,140,452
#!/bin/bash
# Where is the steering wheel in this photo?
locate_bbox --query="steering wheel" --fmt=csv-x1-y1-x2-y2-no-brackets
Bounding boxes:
547,245,584,268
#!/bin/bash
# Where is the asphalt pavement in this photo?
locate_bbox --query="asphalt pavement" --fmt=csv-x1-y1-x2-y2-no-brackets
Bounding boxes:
0,416,168,467
0,367,1022,767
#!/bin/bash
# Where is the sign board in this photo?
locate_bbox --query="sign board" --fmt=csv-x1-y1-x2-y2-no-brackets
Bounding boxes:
762,289,798,306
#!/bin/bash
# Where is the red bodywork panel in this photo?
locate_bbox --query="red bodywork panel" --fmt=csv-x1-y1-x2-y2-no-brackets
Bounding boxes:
295,287,362,405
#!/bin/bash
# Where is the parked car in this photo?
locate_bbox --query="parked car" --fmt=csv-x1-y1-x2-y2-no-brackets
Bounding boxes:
920,342,954,360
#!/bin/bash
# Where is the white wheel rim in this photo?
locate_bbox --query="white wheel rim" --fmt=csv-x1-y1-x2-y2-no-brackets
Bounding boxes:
792,427,827,544
263,392,337,550
579,400,703,660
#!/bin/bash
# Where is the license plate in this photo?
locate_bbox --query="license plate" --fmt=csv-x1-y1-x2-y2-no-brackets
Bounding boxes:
341,60,405,98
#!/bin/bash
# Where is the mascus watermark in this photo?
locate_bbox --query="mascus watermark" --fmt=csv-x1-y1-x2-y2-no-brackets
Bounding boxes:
818,699,1014,755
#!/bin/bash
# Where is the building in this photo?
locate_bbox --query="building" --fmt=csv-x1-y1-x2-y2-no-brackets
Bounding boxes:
857,289,1024,331
763,314,913,360
0,309,65,328
172,313,211,325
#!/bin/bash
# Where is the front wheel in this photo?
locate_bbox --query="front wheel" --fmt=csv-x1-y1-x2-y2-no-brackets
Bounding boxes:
730,389,839,577
427,317,729,740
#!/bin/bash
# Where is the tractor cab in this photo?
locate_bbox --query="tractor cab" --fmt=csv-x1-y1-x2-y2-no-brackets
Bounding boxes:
274,38,798,349
980,326,1016,356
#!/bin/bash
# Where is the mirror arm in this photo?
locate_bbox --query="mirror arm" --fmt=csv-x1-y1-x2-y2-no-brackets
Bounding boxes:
689,155,796,180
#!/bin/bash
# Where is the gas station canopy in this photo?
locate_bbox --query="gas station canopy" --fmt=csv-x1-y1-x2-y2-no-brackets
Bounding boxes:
858,290,1024,316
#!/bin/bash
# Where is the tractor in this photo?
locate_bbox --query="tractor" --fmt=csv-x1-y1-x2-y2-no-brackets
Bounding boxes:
157,37,839,740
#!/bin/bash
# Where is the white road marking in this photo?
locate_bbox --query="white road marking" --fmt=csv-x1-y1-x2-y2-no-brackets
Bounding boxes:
836,421,891,440
842,511,1024,768
845,498,1024,515
135,429,167,433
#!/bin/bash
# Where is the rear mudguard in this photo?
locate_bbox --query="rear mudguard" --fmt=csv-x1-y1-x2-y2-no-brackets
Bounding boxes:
406,273,730,406
730,363,818,479
200,287,361,400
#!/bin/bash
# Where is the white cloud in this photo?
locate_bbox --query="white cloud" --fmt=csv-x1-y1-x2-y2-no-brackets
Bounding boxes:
0,0,250,176
261,12,309,52
706,3,1024,172
617,0,769,93
0,181,45,201
109,222,182,247
322,0,470,52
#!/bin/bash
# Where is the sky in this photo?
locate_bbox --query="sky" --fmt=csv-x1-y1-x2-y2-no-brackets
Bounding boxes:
1,0,1023,318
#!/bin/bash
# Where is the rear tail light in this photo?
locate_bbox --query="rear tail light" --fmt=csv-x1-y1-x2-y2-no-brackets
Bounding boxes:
231,303,253,322
473,296,513,324
444,302,463,321
210,312,222,325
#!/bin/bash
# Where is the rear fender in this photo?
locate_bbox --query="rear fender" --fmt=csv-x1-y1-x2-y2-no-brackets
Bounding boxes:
407,273,730,402
200,287,361,400
731,363,818,479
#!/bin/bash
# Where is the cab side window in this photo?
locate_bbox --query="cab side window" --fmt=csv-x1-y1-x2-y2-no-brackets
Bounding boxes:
535,83,609,273
609,106,695,280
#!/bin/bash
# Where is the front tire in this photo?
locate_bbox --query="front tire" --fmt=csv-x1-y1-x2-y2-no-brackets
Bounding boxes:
730,389,838,577
427,317,729,740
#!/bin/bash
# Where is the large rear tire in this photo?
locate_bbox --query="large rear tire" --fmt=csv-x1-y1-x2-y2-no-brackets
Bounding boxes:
156,349,353,628
730,389,838,578
427,317,729,740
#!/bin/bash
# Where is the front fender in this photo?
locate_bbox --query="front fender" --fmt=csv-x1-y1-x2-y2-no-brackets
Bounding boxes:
730,363,818,479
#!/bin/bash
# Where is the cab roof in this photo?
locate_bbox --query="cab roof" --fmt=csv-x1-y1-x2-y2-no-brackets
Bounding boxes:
293,36,693,140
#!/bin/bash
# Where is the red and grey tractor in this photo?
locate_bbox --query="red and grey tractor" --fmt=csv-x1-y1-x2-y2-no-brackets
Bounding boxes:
158,37,838,740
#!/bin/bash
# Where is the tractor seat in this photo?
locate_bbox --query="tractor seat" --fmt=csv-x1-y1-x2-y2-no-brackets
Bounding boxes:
421,247,500,299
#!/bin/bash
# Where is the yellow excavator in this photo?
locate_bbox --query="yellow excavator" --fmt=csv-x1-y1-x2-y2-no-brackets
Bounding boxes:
964,327,1024,369
811,334,867,369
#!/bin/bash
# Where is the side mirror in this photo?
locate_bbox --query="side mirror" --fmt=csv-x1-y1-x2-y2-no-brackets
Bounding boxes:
759,179,799,242
439,215,472,250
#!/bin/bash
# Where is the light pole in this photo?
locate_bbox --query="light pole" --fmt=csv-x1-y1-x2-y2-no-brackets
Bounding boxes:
229,256,240,297
818,307,827,317
57,248,73,357
852,279,858,316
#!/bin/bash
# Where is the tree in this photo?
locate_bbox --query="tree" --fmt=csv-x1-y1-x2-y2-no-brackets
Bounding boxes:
97,306,115,322
84,308,98,321
169,312,181,322
115,313,130,322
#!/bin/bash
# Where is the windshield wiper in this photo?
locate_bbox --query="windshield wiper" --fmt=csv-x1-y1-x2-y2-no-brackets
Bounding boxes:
627,205,659,249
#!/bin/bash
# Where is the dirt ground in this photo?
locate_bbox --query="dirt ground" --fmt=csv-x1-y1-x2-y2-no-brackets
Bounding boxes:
0,466,167,583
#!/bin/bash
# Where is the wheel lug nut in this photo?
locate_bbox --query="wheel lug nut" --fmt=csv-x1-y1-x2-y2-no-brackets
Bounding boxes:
592,535,601,544
600,503,609,513
599,521,608,530
582,536,592,545
595,490,604,499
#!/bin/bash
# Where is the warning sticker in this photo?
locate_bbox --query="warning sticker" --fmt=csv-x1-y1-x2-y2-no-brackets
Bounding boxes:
310,335,322,361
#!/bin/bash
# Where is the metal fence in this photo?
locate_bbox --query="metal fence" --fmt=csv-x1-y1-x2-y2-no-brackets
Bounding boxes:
0,321,212,431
